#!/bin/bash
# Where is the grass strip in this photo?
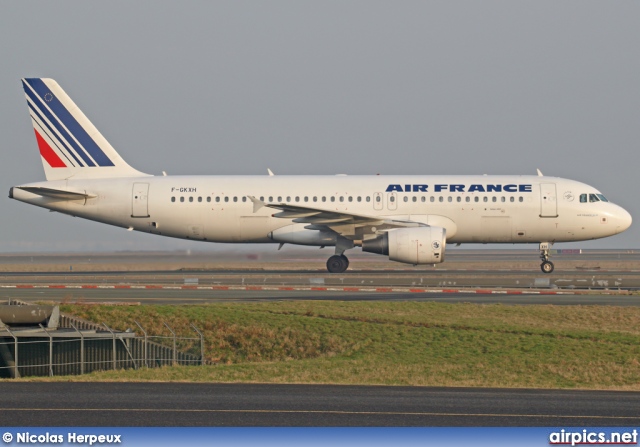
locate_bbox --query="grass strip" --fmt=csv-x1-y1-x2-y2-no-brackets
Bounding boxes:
15,301,639,389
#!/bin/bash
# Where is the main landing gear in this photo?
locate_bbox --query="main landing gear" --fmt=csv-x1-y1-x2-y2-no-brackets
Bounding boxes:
539,242,554,274
326,236,354,273
327,254,349,273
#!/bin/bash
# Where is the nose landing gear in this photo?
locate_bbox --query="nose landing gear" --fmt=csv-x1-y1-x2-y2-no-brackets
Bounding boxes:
539,242,554,274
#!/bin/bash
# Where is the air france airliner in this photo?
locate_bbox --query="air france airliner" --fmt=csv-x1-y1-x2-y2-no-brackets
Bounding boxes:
10,78,632,273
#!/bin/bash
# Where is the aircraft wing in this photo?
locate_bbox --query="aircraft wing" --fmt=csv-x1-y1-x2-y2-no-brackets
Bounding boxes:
248,196,424,238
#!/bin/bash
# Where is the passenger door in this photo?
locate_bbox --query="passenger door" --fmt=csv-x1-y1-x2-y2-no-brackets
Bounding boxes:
540,183,558,217
131,183,150,218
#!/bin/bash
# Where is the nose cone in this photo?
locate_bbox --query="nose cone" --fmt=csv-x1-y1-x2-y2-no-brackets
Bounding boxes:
615,206,632,234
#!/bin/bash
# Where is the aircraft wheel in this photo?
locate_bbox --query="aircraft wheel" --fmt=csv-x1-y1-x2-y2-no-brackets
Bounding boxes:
540,261,554,274
327,255,348,273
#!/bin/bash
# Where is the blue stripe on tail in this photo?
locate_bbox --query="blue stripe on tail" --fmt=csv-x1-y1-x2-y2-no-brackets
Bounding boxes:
23,79,114,167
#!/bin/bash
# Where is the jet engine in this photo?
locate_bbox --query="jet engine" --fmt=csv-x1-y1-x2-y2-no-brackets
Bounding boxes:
362,226,446,264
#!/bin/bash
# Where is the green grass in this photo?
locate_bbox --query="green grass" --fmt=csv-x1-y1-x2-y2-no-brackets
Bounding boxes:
28,301,640,389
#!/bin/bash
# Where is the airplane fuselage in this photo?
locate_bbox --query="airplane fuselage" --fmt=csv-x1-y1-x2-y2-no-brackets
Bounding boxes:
11,174,630,246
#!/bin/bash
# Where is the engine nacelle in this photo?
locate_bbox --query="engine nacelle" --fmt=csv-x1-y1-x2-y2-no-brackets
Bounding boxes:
270,223,337,246
362,226,446,265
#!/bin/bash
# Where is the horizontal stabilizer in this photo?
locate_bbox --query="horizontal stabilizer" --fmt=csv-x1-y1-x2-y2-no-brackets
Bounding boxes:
16,186,94,200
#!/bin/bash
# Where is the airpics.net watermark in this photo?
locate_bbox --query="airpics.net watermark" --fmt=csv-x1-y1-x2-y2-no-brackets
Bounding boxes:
549,429,638,446
3,432,121,446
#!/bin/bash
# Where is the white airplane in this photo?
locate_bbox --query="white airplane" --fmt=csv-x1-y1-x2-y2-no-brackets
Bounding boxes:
10,78,632,273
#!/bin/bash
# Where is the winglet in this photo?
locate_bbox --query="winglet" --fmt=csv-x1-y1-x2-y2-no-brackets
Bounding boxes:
536,169,543,177
247,195,266,213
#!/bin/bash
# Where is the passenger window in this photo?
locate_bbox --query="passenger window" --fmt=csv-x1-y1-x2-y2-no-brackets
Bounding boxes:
465,197,470,203
304,196,308,202
348,196,353,202
331,197,336,202
421,196,426,202
171,197,175,202
207,197,211,202
357,196,361,202
233,197,237,202
313,197,317,202
403,196,409,202
430,196,435,202
412,196,417,202
457,197,461,202
448,197,452,202
198,197,202,202
474,197,479,202
375,196,380,202
501,197,505,202
189,197,193,202
439,197,444,203
340,196,344,202
287,196,291,202
269,196,273,202
215,197,220,203
483,197,488,202
278,196,282,202
390,196,395,202
242,197,246,202
519,197,524,202
322,196,327,202
180,197,184,202
366,196,371,202
258,196,263,202
510,197,515,202
295,196,300,202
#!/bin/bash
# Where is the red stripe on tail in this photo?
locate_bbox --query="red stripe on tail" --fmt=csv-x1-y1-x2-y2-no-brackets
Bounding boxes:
34,130,66,168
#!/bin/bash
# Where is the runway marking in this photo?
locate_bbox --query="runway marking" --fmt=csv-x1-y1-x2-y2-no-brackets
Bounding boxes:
2,408,639,420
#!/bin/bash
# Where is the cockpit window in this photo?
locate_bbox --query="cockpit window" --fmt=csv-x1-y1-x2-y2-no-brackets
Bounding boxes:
580,193,609,203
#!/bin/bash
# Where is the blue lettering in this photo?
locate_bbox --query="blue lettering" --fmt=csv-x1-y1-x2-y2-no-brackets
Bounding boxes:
435,184,448,192
450,184,465,192
386,184,403,192
486,184,502,192
412,184,428,192
405,185,411,192
468,184,485,193
503,184,517,192
519,184,532,192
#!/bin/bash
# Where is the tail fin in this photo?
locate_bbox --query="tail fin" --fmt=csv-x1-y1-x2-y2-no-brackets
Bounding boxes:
21,78,149,181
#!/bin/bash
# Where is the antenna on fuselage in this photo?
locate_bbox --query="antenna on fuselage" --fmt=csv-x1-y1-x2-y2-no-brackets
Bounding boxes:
536,169,543,176
267,168,275,176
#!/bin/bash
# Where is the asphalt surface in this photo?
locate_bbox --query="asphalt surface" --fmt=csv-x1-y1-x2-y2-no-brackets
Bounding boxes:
1,383,639,427
2,287,639,306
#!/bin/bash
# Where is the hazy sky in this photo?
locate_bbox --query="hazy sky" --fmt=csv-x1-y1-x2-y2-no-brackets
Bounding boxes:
1,1,638,252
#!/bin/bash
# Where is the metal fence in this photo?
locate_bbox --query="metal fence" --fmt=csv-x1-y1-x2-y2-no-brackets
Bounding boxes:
0,321,204,379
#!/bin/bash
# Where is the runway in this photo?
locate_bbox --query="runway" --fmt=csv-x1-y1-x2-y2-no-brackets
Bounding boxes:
2,287,638,306
1,383,639,427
